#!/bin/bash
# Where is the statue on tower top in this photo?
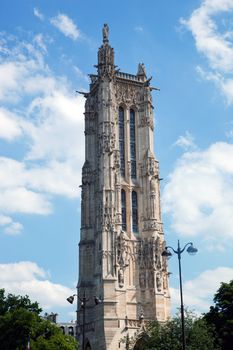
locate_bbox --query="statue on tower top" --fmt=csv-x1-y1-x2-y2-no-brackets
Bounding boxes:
102,23,109,43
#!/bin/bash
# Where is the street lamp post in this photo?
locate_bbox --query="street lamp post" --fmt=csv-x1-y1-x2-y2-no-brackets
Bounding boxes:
67,291,102,350
162,240,198,350
81,291,87,350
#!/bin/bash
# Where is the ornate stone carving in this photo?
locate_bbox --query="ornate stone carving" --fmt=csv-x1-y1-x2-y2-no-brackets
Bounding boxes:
137,63,147,79
116,231,131,288
115,82,140,104
127,161,131,177
116,231,130,268
84,112,96,135
125,318,141,329
134,237,165,272
148,270,155,289
138,114,154,130
142,150,159,177
118,268,124,288
97,38,115,78
98,122,116,154
113,150,120,170
139,271,146,288
163,273,168,290
156,272,162,292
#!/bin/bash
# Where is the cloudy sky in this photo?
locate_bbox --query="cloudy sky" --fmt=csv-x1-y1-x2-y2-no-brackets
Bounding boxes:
0,0,233,321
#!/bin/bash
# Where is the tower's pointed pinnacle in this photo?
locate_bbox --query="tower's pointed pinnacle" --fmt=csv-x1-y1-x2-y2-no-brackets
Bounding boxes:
97,24,114,78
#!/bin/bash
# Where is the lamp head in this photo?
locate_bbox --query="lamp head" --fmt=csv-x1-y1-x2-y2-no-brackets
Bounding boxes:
162,248,172,258
94,296,102,305
186,243,198,255
66,295,75,304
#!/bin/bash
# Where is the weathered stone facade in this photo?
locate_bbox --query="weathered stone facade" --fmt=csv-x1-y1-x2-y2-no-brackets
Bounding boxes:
78,24,170,350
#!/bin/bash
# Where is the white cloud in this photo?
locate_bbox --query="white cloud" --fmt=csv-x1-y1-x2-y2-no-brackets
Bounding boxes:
173,131,196,151
33,34,47,53
0,108,22,141
0,155,81,215
73,66,89,82
170,266,233,313
50,14,80,41
0,40,48,103
0,33,85,230
34,7,44,21
181,0,233,72
0,214,23,235
0,62,26,102
26,92,85,161
181,0,233,103
0,261,73,310
163,142,233,245
4,222,23,235
0,187,52,215
196,65,233,104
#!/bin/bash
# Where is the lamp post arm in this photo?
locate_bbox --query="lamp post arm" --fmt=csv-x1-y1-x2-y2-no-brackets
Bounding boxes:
165,246,178,255
180,242,193,254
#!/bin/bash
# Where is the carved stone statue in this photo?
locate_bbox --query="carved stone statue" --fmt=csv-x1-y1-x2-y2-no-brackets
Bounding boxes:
163,273,168,290
103,23,109,43
139,271,146,289
156,273,162,292
118,268,124,288
148,270,154,288
117,230,130,268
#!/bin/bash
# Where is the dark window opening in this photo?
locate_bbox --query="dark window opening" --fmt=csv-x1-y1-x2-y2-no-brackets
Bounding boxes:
132,190,138,232
119,107,125,177
130,109,136,178
121,189,127,231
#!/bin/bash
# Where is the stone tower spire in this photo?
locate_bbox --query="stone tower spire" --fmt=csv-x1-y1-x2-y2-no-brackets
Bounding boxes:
97,24,115,78
77,24,170,350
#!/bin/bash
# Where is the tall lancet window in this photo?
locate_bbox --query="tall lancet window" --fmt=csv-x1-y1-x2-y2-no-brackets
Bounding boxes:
121,189,127,231
119,107,125,177
130,109,136,178
132,191,138,232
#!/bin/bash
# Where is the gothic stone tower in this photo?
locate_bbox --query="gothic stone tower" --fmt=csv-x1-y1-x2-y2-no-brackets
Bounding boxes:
78,24,170,350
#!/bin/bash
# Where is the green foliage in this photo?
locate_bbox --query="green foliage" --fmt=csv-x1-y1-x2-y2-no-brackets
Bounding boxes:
204,279,233,350
0,288,42,315
133,310,217,350
0,289,78,350
31,324,78,350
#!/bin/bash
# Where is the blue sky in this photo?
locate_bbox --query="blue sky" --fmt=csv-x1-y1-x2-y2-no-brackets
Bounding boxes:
0,0,233,322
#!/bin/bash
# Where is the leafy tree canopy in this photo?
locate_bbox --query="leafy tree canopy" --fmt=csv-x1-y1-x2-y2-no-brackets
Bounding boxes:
132,310,218,350
204,279,233,350
0,289,78,350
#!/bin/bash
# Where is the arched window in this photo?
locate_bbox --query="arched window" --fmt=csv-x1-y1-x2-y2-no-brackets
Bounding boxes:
121,189,127,231
119,107,125,177
132,191,138,232
85,342,91,350
130,109,136,178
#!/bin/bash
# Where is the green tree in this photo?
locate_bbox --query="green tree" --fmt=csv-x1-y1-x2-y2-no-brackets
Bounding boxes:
0,289,78,350
204,279,233,350
132,310,217,350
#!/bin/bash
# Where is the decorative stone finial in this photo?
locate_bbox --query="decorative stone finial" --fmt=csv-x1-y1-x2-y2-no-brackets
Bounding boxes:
102,23,109,43
137,63,147,78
